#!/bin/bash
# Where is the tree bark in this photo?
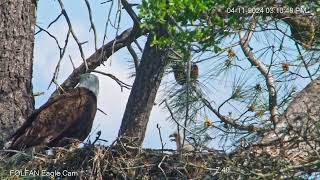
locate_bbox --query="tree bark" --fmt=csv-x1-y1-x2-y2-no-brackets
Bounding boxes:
0,0,36,142
262,76,320,143
258,76,320,164
118,28,168,147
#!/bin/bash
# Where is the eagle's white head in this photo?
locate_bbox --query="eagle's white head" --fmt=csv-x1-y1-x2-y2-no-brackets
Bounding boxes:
78,73,99,97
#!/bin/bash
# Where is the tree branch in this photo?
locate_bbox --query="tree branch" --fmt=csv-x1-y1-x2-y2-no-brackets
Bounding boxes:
120,0,140,27
201,98,264,133
57,0,88,71
84,0,98,51
127,44,140,71
90,70,131,91
239,19,279,127
51,27,147,96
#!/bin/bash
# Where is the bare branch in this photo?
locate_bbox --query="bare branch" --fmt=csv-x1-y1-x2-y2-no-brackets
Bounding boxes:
57,0,89,71
84,0,98,51
47,12,63,29
164,100,200,137
121,0,140,27
102,0,115,46
51,27,147,96
101,0,112,4
158,155,168,179
97,108,108,116
110,2,123,65
35,25,61,49
294,42,313,81
69,55,76,70
48,30,71,89
32,92,45,97
134,39,143,52
201,97,264,133
90,69,131,91
91,131,102,145
239,20,279,127
156,124,165,154
127,44,140,71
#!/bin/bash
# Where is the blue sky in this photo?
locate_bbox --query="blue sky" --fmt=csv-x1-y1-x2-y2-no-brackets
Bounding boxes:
32,0,314,150
33,0,176,149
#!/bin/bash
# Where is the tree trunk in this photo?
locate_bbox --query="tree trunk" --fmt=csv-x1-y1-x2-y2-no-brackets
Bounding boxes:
0,0,36,143
258,76,320,164
262,76,320,143
118,28,168,147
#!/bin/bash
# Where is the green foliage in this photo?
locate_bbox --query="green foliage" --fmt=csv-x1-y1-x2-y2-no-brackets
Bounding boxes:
138,0,240,50
139,0,320,49
168,86,202,123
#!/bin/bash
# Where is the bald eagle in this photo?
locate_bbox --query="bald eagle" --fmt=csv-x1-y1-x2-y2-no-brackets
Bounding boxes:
7,73,99,150
169,132,195,152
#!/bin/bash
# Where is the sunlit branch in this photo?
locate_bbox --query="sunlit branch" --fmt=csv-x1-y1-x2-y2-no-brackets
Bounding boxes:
239,19,279,127
202,97,265,133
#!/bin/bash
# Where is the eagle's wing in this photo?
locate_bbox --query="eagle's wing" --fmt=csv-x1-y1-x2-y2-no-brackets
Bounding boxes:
9,88,97,150
9,92,66,141
47,88,97,147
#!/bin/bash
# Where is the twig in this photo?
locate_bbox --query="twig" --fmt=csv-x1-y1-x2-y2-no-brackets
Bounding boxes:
294,42,313,81
101,0,112,4
164,100,200,137
57,0,89,71
90,69,131,91
239,18,279,127
69,55,76,70
156,124,165,154
33,92,45,97
35,25,61,49
120,0,140,27
84,0,98,51
119,164,155,170
36,25,69,89
101,0,114,47
97,108,108,116
52,80,66,94
46,27,70,90
127,44,140,71
201,97,264,133
109,2,122,66
51,27,147,96
0,150,45,160
183,56,191,148
158,155,169,179
92,131,102,145
47,12,63,28
134,39,143,52
0,149,29,157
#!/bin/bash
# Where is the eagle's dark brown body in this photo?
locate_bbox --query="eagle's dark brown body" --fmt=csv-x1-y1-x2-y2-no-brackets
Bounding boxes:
9,87,97,150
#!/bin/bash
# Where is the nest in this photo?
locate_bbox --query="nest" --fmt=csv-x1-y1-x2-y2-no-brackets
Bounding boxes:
0,143,316,179
279,14,320,48
0,144,227,179
172,63,199,85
